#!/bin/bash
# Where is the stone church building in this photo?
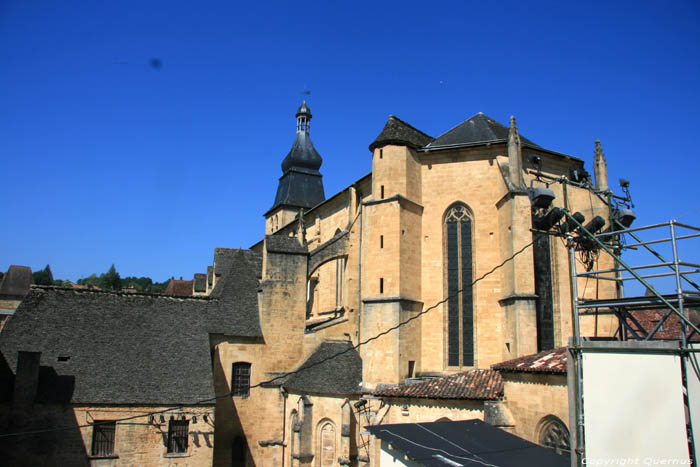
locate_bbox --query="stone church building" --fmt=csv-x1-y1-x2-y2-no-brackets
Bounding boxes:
0,101,619,466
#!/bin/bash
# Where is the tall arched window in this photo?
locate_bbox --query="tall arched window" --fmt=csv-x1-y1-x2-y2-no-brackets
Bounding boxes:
444,203,474,367
316,420,336,467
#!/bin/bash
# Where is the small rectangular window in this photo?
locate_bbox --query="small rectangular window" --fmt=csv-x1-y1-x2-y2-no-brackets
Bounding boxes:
167,420,189,453
379,149,383,159
380,278,384,294
380,235,384,249
232,362,251,397
408,361,416,378
381,185,385,199
91,421,116,457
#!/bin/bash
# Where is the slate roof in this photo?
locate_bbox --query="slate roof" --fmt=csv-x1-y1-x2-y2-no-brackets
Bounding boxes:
193,273,206,293
425,113,540,149
491,347,568,374
373,369,503,400
163,279,193,296
366,419,568,467
0,266,32,298
369,115,434,151
282,341,362,395
265,235,308,255
0,250,263,405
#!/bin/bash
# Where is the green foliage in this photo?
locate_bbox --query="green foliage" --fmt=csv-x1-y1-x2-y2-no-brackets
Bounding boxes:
32,264,54,286
99,264,122,291
64,265,173,293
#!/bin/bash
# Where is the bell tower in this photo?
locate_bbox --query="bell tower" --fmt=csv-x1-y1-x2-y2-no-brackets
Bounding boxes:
265,101,326,234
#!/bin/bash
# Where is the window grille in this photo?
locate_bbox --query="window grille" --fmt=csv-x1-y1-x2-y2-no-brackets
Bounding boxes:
91,420,116,456
232,362,251,397
167,419,189,453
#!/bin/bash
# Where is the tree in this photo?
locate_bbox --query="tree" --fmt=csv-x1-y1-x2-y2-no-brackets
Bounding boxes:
32,265,54,286
99,264,122,291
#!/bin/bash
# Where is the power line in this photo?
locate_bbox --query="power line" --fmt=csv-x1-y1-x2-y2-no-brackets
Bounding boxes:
0,240,533,439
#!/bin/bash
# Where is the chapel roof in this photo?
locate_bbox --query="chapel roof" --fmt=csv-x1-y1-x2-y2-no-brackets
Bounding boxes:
491,347,568,374
282,341,362,395
425,112,540,149
373,368,503,400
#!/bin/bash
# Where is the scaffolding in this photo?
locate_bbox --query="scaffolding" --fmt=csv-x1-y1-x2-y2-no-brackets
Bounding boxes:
528,168,700,466
567,217,700,466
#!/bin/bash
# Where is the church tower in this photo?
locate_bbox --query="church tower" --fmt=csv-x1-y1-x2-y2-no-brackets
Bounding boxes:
265,101,325,234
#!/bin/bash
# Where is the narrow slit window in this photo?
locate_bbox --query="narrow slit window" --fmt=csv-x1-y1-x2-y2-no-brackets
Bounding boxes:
380,235,384,249
381,185,385,199
379,278,384,294
379,149,383,159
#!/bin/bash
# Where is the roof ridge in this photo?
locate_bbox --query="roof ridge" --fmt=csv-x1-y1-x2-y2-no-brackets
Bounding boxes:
428,112,496,144
31,285,213,301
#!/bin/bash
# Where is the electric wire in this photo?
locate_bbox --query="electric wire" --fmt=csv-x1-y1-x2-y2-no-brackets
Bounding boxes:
0,240,534,439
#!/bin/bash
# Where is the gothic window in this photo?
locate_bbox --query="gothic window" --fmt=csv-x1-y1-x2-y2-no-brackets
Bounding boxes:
316,421,336,467
538,416,570,455
533,231,555,350
232,362,251,397
444,203,474,367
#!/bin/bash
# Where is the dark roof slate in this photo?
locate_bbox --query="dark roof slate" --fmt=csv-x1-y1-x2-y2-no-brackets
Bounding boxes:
492,347,568,374
374,369,503,400
193,273,206,292
0,266,32,298
425,113,539,149
0,250,263,405
265,235,308,255
283,341,362,395
366,420,568,467
369,115,433,151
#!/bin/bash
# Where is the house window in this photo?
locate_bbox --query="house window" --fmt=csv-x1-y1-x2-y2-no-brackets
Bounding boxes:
91,420,116,457
167,419,189,454
444,203,474,367
232,362,251,397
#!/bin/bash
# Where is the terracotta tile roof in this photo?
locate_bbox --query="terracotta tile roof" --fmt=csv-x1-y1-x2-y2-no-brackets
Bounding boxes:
491,347,568,374
629,309,700,341
163,279,193,296
373,369,503,400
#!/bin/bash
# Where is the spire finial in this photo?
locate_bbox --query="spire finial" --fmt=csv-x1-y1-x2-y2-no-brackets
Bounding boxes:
593,139,609,191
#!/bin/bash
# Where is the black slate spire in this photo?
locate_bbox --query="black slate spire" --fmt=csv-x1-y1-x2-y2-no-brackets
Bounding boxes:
267,101,325,215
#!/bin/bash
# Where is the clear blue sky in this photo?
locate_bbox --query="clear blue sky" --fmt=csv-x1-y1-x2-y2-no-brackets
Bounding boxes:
2,1,699,283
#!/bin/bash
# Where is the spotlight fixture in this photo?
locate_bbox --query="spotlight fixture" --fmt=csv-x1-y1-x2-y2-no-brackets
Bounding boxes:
579,216,606,235
528,187,555,210
619,178,630,188
354,399,367,409
529,154,542,168
613,208,636,229
558,212,586,235
534,207,565,231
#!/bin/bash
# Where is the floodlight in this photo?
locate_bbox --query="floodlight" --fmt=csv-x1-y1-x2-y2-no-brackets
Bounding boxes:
613,208,636,229
558,212,586,235
619,178,630,188
534,207,565,231
579,216,606,235
528,187,555,210
569,168,590,183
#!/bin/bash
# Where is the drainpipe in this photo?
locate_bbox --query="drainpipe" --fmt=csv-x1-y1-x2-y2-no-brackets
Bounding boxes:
281,386,288,467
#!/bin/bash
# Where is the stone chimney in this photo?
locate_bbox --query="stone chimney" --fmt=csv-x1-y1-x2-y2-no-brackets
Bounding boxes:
13,351,41,411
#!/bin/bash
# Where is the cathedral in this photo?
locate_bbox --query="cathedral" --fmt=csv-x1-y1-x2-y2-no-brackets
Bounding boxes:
0,101,621,466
